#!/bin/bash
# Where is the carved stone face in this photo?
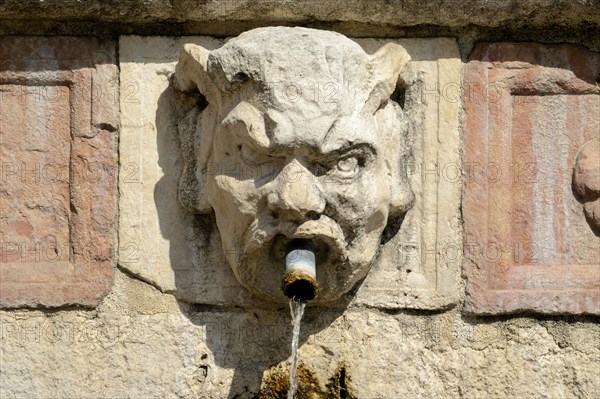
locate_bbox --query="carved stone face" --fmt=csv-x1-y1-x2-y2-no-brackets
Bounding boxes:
175,27,413,303
573,138,600,234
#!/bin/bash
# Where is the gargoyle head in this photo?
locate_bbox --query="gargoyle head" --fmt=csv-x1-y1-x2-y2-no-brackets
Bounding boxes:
174,27,413,303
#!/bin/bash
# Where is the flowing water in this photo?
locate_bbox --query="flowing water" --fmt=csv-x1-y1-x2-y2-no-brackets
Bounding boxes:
287,299,306,399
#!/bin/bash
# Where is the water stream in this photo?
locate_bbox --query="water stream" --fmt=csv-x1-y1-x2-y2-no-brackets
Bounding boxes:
287,298,306,399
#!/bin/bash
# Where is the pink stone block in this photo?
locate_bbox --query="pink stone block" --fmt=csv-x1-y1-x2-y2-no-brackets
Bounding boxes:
0,37,117,308
463,42,600,315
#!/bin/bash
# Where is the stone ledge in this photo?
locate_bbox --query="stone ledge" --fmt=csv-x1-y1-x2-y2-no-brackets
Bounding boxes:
0,0,598,28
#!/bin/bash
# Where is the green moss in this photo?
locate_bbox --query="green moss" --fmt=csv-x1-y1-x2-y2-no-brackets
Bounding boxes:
257,363,356,399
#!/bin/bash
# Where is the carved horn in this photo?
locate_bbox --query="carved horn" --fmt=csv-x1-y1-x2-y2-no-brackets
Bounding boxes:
174,44,220,103
175,44,220,214
368,44,414,217
363,43,411,113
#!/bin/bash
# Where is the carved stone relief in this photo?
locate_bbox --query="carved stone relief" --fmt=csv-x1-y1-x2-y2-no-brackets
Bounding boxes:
118,30,462,309
173,27,413,303
573,138,600,234
463,42,600,315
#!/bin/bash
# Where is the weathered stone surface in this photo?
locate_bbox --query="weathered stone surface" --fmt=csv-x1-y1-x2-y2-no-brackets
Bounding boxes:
574,139,600,200
118,33,461,309
0,17,597,399
0,37,118,308
0,0,598,30
174,27,414,304
574,138,600,232
463,42,600,315
1,269,599,398
352,37,463,309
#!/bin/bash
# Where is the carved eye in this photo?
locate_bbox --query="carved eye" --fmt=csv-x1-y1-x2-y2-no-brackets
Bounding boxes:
315,148,372,181
334,156,359,178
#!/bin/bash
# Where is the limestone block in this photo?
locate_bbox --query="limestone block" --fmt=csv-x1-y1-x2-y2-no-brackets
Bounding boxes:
352,37,463,309
0,1,598,29
118,33,461,309
0,37,118,308
463,42,600,315
173,27,414,305
1,271,599,398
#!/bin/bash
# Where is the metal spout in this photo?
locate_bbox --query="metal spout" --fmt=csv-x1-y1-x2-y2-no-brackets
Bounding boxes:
281,239,318,301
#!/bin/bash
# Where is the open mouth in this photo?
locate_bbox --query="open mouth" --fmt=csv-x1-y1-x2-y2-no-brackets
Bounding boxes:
240,216,350,302
271,233,335,266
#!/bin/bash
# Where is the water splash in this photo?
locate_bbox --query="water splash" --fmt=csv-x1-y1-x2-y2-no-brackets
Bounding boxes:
287,298,306,399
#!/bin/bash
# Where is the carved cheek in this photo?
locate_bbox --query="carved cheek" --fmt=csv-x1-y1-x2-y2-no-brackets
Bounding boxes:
362,169,390,229
325,169,388,227
208,175,257,255
212,174,260,217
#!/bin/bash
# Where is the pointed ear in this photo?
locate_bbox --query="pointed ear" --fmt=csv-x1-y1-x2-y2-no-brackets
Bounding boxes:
376,100,414,218
363,43,411,113
174,44,221,103
175,44,220,214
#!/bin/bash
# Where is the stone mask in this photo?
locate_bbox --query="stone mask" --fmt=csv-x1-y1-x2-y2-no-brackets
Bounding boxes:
174,27,413,303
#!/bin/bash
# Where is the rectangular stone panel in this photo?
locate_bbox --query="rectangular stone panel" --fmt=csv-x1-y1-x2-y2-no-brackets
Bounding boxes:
463,43,600,315
0,37,118,308
119,36,462,309
352,39,462,309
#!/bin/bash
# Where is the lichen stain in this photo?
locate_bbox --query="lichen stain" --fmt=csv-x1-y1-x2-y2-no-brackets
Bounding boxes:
256,363,356,399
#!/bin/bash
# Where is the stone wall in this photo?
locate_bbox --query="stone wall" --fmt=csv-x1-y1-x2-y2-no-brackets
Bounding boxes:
1,2,599,398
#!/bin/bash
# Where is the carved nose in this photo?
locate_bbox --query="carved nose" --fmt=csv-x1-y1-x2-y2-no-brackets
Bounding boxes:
267,161,325,222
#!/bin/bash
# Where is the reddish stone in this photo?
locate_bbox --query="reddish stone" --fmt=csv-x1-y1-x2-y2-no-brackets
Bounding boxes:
0,37,117,308
463,43,600,315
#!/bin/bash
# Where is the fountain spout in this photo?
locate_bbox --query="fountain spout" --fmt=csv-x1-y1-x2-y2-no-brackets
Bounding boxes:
281,239,319,301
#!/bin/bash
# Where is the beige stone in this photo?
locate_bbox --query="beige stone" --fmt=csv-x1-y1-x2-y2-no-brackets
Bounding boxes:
573,139,600,200
574,138,600,232
118,33,461,309
352,37,463,309
118,35,242,303
1,270,599,398
173,27,414,304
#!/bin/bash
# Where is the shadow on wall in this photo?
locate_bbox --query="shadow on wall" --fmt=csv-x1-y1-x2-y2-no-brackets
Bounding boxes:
153,79,351,397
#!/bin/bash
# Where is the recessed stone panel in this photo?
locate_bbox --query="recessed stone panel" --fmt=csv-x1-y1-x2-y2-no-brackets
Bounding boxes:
0,37,118,308
118,35,461,309
463,42,600,315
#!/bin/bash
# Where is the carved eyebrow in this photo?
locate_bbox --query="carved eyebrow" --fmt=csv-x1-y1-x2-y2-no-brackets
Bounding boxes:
320,119,378,155
320,142,377,159
222,102,271,151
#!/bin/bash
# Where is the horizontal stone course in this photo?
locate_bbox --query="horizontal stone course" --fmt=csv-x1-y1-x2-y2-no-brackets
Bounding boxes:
0,0,598,29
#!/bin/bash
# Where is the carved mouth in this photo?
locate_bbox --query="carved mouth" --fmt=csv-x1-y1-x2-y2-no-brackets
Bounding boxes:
239,216,349,303
271,233,335,267
244,217,347,267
